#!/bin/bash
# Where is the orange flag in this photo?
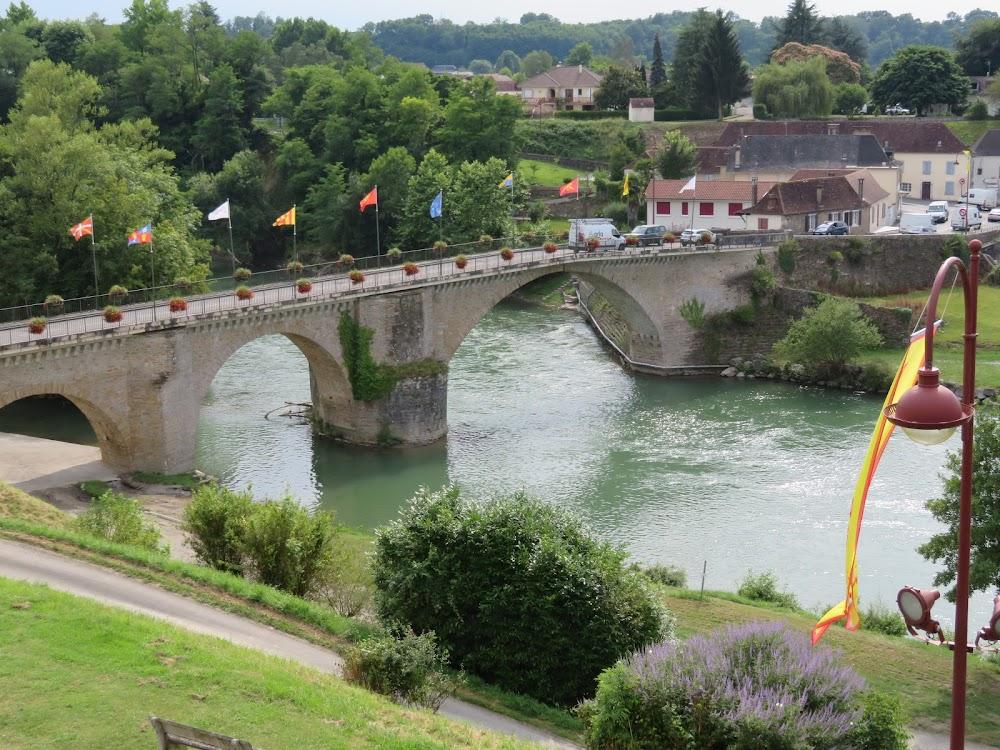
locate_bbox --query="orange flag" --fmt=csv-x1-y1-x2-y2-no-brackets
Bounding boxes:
812,323,938,645
273,207,295,227
360,187,378,212
70,216,93,240
559,178,579,197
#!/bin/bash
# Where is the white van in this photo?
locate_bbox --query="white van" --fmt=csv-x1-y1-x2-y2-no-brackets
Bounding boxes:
963,189,998,209
569,218,625,252
951,206,982,232
926,201,949,224
899,213,936,234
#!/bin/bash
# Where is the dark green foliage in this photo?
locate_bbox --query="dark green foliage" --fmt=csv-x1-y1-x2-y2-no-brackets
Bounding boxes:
593,65,647,110
241,494,338,598
774,297,883,375
656,130,697,180
869,45,970,116
699,10,751,120
182,482,255,575
844,237,868,263
737,569,799,609
857,362,894,393
552,109,628,120
372,486,667,706
860,600,907,637
74,491,167,554
777,237,798,275
679,297,706,329
652,107,699,121
966,99,990,120
343,628,456,710
749,266,776,306
920,406,1000,600
828,250,844,265
752,102,769,120
773,0,825,49
943,233,970,264
641,563,687,588
338,312,397,401
848,690,910,749
601,201,628,227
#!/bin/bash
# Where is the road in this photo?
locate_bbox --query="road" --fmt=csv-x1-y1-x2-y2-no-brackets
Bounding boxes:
0,538,579,749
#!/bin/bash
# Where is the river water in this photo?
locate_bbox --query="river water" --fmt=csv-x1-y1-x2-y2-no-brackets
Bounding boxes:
1,299,991,626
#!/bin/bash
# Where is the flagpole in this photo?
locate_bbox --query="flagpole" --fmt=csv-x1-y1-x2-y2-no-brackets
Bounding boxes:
226,197,236,274
90,213,98,297
293,203,297,263
374,185,381,257
439,189,443,242
150,225,157,321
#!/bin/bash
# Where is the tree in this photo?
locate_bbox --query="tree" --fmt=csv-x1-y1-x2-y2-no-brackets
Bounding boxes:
869,45,970,116
753,56,835,118
824,17,868,67
447,158,517,243
363,147,416,249
593,65,646,110
667,10,716,118
467,58,492,74
833,82,869,115
564,42,593,67
609,35,636,66
772,42,861,85
655,130,697,179
919,406,1000,601
955,17,1000,76
436,76,522,165
398,149,450,250
649,33,666,89
521,50,553,78
192,63,246,173
494,49,520,74
773,297,882,375
371,486,664,706
699,11,751,120
772,0,825,49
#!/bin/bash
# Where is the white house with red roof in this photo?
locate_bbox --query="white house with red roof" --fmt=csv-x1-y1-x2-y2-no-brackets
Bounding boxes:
644,178,778,232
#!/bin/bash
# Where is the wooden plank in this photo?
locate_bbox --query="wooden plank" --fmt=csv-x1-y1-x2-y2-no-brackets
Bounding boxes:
149,716,256,750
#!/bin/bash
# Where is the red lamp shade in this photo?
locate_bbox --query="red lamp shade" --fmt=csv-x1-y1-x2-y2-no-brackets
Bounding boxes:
976,595,1000,646
884,367,967,446
897,586,944,641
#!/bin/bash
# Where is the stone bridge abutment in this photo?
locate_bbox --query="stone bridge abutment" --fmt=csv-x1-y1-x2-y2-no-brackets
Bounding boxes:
0,249,761,472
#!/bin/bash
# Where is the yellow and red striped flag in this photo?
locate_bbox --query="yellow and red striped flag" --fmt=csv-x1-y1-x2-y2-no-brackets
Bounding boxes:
273,207,295,227
812,323,938,645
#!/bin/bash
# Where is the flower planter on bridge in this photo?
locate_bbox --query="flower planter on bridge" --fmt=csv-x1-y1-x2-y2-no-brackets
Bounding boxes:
103,306,123,323
403,262,419,276
349,270,365,285
500,248,515,261
28,317,46,335
543,242,558,254
235,286,253,301
108,285,128,305
169,298,187,313
455,254,468,269
43,295,64,315
297,279,313,294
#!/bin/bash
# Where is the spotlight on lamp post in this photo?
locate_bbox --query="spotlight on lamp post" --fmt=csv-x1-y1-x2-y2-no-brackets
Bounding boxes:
896,586,945,643
975,595,1000,649
883,238,982,750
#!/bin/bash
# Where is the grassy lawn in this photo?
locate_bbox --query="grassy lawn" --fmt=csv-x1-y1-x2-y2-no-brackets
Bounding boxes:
518,159,582,187
0,578,535,750
946,121,999,147
857,284,1000,388
663,589,1000,743
0,484,70,528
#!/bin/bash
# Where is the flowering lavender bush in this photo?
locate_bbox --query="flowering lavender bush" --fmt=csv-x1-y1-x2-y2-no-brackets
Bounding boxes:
580,620,908,750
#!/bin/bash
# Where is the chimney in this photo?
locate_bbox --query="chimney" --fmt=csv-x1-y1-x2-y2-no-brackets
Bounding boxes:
816,187,823,205
858,177,865,203
751,175,758,206
579,64,583,73
734,145,742,169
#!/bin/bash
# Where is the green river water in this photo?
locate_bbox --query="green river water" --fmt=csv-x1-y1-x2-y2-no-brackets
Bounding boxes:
1,299,990,626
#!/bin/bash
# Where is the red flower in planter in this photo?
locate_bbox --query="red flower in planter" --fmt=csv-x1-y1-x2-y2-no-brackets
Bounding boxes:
543,242,558,254
169,297,187,313
103,306,123,323
28,317,46,334
403,262,420,276
349,270,365,284
235,286,253,301
500,248,514,261
455,254,468,269
625,235,639,247
297,279,313,293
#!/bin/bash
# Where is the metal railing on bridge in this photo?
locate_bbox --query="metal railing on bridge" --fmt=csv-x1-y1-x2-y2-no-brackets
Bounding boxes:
0,232,789,349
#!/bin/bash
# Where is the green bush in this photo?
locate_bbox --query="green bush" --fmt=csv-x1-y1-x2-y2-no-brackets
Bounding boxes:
343,628,457,711
372,486,667,706
641,563,687,587
749,266,776,305
966,99,989,120
737,569,799,609
861,600,907,637
74,491,167,554
600,201,628,227
653,107,699,121
777,237,798,275
845,236,868,263
241,495,338,598
828,250,844,265
182,482,255,575
679,297,706,329
858,362,895,393
847,689,910,749
774,297,883,376
553,109,628,120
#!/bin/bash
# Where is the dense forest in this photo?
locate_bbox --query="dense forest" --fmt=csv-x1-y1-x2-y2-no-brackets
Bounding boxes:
356,10,999,70
1,0,998,310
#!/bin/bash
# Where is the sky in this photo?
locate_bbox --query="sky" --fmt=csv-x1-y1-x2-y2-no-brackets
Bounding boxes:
21,0,994,30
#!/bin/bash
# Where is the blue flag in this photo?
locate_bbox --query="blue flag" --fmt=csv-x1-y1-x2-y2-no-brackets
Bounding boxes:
429,191,442,219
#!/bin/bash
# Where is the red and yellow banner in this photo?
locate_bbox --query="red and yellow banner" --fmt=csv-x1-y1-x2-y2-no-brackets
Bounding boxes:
273,207,295,227
812,325,937,644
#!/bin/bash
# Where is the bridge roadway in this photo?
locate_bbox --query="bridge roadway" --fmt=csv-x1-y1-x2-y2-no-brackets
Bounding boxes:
0,239,778,350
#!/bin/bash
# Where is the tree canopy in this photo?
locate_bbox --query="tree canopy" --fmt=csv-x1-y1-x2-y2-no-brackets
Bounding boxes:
869,45,970,115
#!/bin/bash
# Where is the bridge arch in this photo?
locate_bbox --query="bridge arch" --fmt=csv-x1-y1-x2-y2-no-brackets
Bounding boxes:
0,387,131,468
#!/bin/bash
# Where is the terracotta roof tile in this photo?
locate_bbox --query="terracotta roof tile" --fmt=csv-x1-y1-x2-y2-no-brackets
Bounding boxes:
745,176,864,216
715,120,966,154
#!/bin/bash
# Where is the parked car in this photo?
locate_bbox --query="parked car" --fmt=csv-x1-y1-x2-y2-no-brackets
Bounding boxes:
679,228,717,246
811,221,849,235
626,224,666,247
987,207,1000,223
885,104,910,115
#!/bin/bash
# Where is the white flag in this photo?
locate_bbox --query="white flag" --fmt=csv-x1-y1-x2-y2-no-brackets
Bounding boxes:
208,199,230,221
679,175,697,193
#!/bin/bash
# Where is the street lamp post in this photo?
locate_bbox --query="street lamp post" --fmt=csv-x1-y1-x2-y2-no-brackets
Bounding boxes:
883,238,982,750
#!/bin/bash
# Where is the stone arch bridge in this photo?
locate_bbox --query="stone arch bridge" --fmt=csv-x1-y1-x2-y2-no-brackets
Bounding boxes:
0,246,766,473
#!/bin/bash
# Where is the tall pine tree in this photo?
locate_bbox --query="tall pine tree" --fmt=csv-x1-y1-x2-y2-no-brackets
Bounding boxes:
772,0,825,50
650,34,666,88
699,11,751,120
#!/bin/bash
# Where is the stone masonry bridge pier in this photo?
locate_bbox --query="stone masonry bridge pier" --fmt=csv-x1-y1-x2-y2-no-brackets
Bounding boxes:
0,245,768,473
